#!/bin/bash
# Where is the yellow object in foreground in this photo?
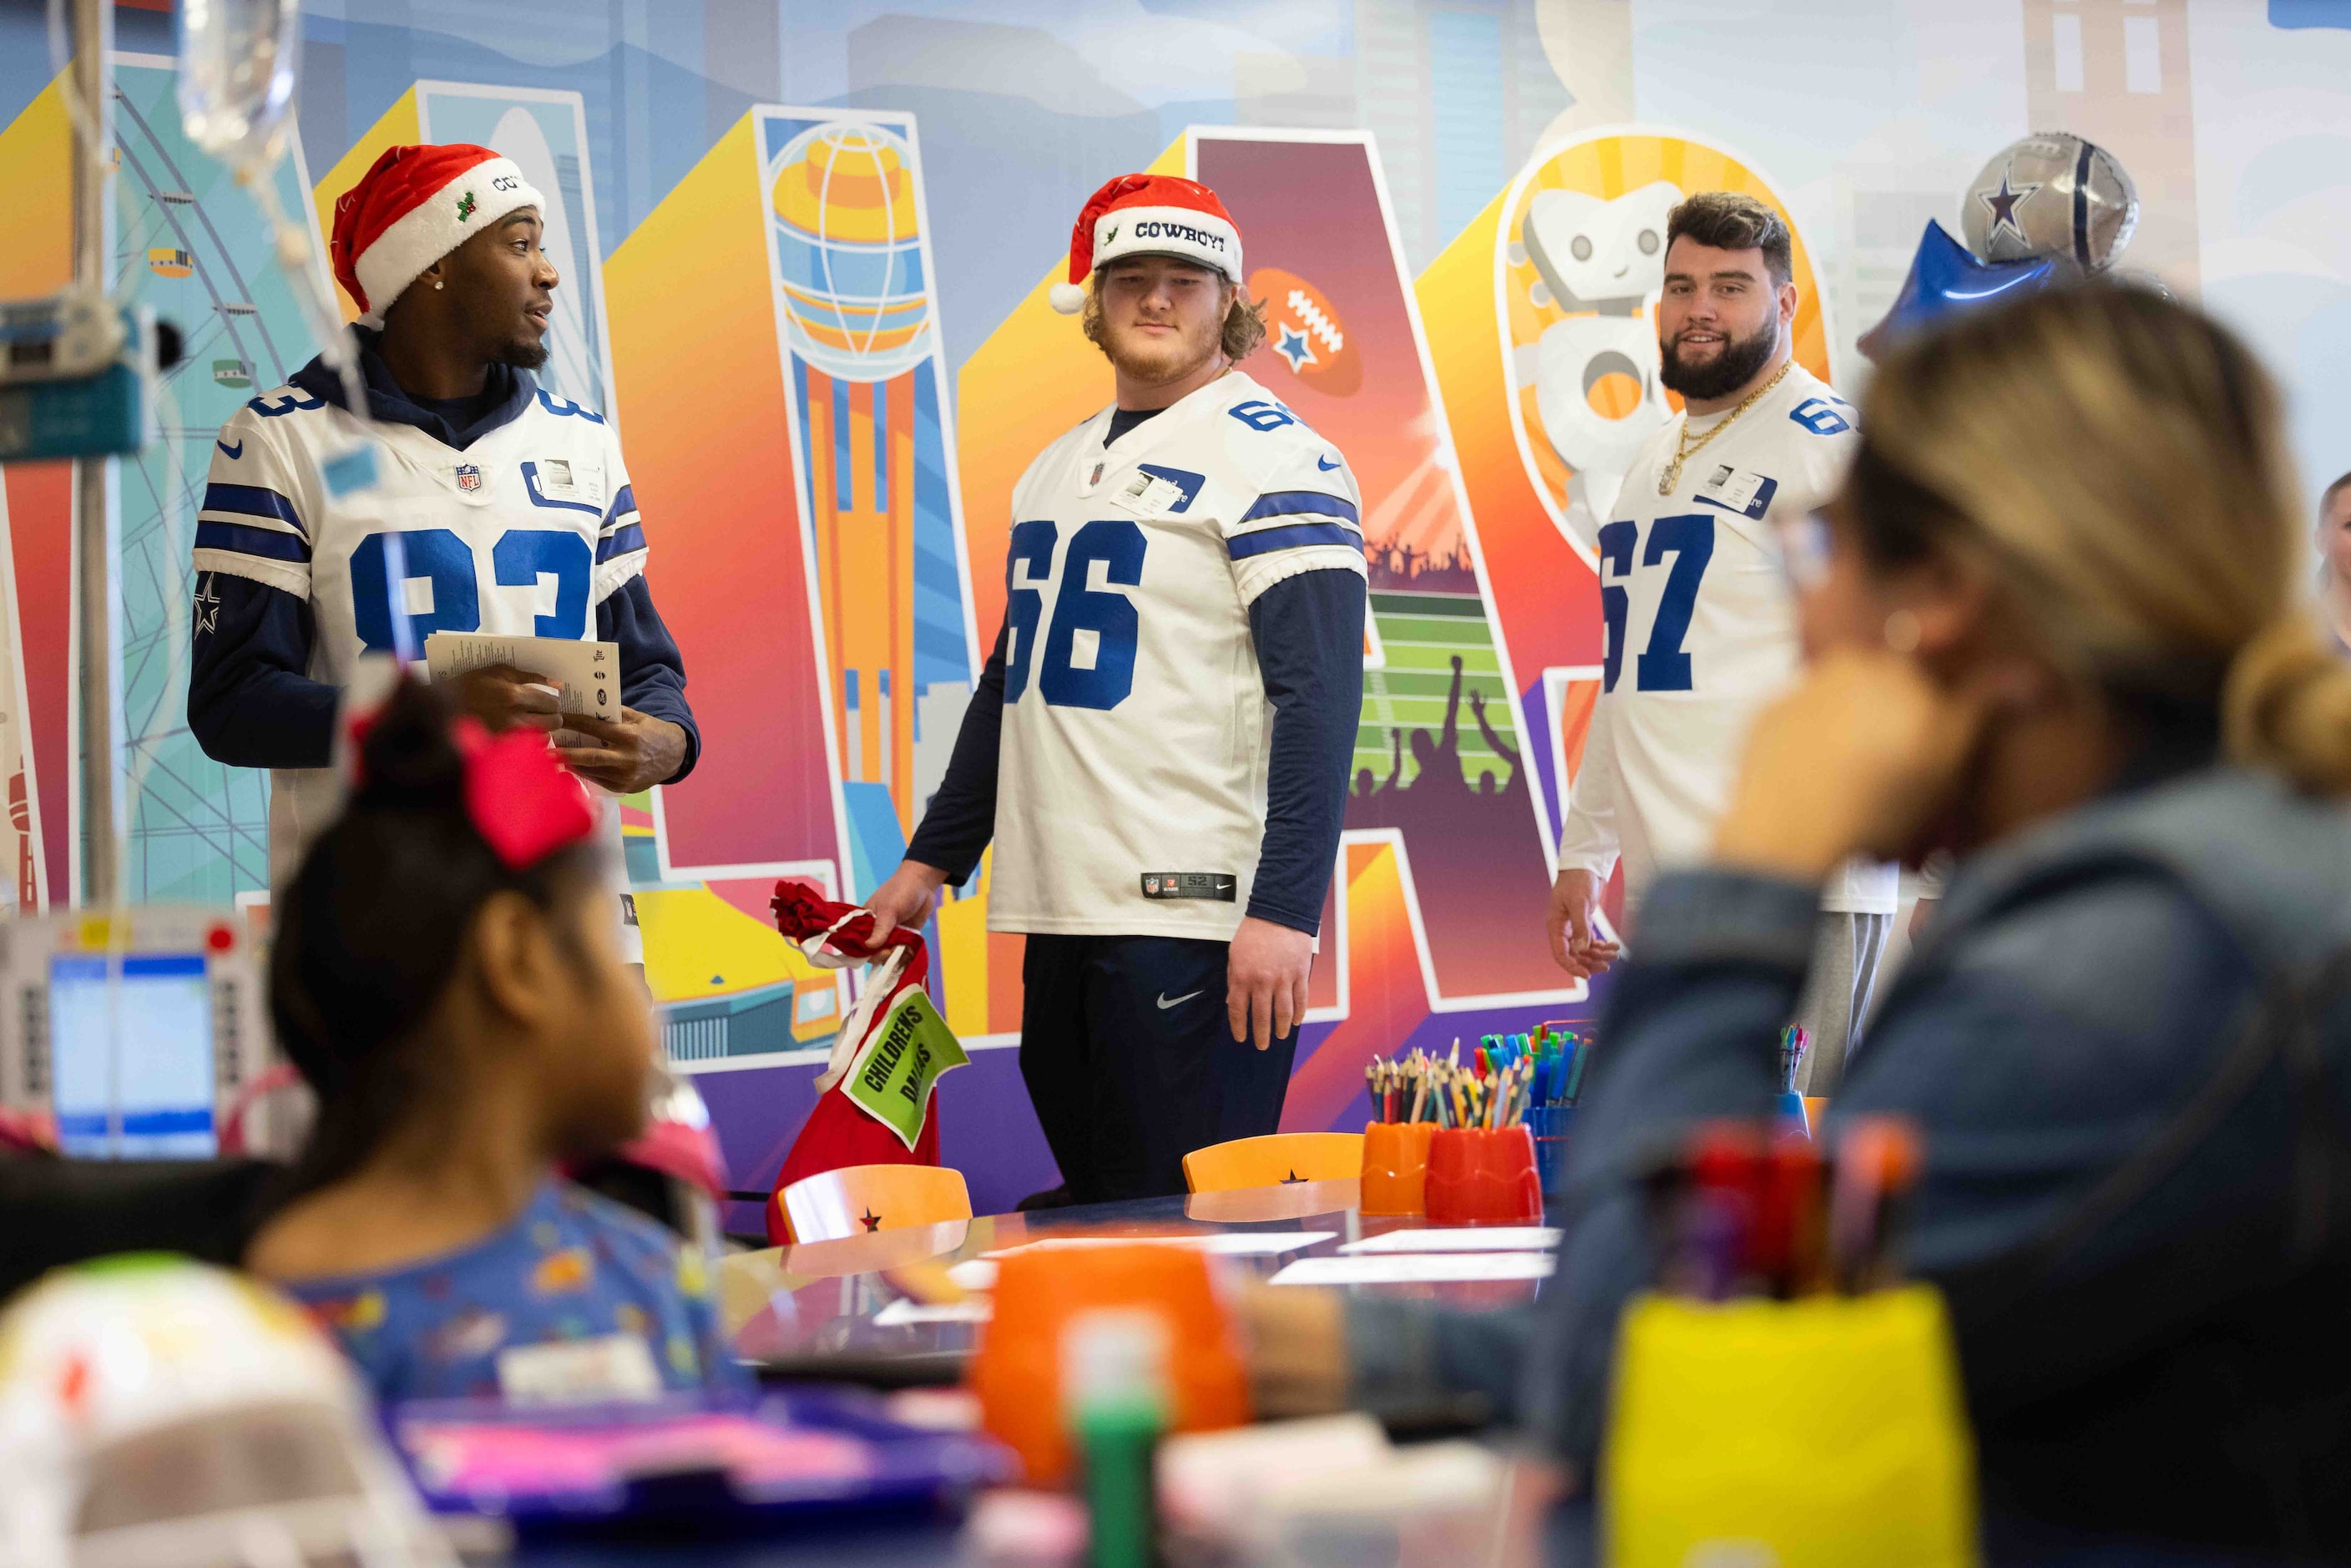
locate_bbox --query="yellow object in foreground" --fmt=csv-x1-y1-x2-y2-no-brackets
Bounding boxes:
1605,1285,1977,1568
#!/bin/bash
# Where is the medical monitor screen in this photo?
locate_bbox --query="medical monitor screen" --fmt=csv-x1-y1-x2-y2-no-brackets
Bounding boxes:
50,953,215,1158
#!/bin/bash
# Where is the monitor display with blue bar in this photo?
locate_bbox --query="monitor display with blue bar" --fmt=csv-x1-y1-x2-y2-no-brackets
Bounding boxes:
49,952,215,1158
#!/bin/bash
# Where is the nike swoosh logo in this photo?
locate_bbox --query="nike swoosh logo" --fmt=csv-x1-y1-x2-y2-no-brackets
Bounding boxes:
1317,453,1342,471
1156,990,1204,1010
216,438,244,459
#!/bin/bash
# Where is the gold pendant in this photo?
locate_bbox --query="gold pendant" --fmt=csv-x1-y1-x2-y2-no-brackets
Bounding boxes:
1657,458,1679,497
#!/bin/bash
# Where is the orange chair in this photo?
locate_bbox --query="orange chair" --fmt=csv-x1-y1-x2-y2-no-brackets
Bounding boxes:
778,1163,973,1243
1181,1131,1364,1193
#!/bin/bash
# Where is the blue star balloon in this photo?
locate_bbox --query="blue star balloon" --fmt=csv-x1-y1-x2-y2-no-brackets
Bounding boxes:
1858,220,2055,361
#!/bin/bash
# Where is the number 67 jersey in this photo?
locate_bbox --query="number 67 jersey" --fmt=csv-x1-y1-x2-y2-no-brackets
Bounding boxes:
1558,359,1894,916
988,370,1366,939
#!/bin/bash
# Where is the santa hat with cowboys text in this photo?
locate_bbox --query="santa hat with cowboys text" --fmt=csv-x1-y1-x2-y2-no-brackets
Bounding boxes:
1047,174,1244,314
330,143,544,328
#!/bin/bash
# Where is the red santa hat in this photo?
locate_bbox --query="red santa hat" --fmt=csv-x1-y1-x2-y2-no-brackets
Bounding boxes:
1047,173,1244,314
330,143,545,327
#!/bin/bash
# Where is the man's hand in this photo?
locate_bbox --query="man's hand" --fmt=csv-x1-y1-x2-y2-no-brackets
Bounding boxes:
1547,868,1622,980
867,860,950,944
1227,914,1313,1052
447,663,561,736
551,709,688,795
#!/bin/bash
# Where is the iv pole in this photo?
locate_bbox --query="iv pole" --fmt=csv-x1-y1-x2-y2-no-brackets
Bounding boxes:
69,0,119,909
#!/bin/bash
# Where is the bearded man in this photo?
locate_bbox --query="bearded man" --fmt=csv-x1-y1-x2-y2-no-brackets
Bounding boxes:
866,175,1367,1202
1548,191,1896,1091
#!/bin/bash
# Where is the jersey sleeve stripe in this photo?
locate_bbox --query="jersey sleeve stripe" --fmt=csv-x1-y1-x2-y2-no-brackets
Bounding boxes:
1227,521,1365,560
1240,488,1361,526
194,520,311,563
601,484,638,529
200,482,306,536
595,522,646,563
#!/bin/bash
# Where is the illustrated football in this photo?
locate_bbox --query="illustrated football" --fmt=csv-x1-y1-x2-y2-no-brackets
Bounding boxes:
1250,267,1361,397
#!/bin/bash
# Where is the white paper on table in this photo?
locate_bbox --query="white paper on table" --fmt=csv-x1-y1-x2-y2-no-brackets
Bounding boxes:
979,1232,1335,1262
945,1258,999,1292
1337,1227,1560,1255
1268,1252,1555,1287
873,1297,993,1327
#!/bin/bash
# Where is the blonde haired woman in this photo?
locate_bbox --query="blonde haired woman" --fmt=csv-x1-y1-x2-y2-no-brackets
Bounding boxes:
1272,288,2351,1557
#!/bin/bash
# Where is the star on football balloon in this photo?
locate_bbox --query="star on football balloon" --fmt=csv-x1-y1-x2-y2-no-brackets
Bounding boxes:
1961,131,2138,278
1857,220,2055,362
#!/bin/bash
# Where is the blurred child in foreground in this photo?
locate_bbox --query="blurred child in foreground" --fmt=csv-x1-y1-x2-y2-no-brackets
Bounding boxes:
245,680,743,1402
1251,286,2351,1559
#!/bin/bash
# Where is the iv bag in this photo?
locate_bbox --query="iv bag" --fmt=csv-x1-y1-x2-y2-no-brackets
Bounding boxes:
175,0,301,172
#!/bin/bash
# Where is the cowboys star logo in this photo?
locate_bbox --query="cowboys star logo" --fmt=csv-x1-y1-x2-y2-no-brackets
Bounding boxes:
193,574,222,638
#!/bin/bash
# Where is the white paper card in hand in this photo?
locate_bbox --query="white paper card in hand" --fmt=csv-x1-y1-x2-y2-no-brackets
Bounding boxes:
1338,1227,1560,1255
423,631,619,720
1268,1252,1555,1287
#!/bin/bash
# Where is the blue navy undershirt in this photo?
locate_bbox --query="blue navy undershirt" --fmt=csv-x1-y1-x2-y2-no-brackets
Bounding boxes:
905,404,1363,938
186,330,699,776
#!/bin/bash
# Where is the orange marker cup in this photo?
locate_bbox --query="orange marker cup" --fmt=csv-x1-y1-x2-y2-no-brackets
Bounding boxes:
1360,1120,1438,1216
1423,1125,1544,1226
968,1240,1249,1485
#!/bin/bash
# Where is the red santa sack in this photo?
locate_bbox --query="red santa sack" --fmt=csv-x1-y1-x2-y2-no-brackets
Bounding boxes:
765,883,955,1243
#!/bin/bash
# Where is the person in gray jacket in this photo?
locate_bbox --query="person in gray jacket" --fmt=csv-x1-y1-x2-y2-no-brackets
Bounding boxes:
1250,285,2351,1560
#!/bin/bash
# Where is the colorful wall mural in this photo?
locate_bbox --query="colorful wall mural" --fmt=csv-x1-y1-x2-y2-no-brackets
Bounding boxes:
5,1,2349,1214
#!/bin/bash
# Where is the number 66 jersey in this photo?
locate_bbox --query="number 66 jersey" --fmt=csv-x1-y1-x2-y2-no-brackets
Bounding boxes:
1557,359,1895,918
988,370,1366,939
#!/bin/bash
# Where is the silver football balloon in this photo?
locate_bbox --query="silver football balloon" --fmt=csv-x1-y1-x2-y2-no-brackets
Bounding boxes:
1961,132,2139,278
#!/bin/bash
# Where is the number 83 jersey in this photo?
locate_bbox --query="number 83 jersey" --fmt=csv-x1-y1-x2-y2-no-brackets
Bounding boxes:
989,371,1366,938
195,380,645,862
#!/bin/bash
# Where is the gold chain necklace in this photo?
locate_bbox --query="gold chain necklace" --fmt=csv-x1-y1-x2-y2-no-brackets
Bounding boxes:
1657,360,1792,496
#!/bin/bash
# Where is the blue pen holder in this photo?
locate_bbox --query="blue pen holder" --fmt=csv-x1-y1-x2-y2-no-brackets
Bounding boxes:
1777,1091,1811,1136
1528,1104,1577,1192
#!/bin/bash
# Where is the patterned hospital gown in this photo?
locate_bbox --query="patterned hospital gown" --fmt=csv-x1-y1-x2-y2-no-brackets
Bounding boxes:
284,1180,748,1402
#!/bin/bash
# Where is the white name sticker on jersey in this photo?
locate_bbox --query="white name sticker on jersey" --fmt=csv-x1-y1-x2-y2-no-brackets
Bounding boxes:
1694,464,1776,520
1109,470,1191,519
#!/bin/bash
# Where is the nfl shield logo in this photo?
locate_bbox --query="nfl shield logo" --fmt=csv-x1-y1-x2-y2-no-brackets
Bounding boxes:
1145,877,1160,894
455,463,483,493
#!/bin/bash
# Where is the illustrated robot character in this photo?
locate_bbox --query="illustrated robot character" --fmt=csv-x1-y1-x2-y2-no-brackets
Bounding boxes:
1519,179,1682,545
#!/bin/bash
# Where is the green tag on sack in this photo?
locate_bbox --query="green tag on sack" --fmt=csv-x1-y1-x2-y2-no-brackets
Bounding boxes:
842,985,969,1149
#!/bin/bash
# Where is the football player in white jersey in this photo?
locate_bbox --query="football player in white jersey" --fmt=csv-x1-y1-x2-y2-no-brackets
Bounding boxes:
866,175,1367,1203
1549,193,1896,1090
189,144,698,923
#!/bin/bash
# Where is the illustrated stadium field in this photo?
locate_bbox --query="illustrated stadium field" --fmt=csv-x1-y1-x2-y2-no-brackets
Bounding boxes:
1358,589,1523,790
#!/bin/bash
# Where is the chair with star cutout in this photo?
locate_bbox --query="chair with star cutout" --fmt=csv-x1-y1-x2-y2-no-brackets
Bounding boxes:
1181,1131,1364,1194
777,1163,973,1244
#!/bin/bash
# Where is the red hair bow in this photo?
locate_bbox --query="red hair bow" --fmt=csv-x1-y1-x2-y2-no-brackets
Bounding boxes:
448,717,599,872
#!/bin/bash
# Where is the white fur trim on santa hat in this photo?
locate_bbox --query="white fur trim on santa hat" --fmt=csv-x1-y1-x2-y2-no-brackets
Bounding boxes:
351,156,544,327
1048,281,1087,314
1090,205,1242,289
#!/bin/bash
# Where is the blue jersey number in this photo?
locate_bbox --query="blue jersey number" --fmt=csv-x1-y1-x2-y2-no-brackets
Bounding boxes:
1002,518,1148,711
351,528,590,653
1788,396,1853,436
1597,513,1716,694
1597,521,1634,695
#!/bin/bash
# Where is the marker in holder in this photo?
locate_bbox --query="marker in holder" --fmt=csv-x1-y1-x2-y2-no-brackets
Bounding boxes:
1360,1120,1436,1216
1424,1125,1543,1227
1527,1103,1576,1193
